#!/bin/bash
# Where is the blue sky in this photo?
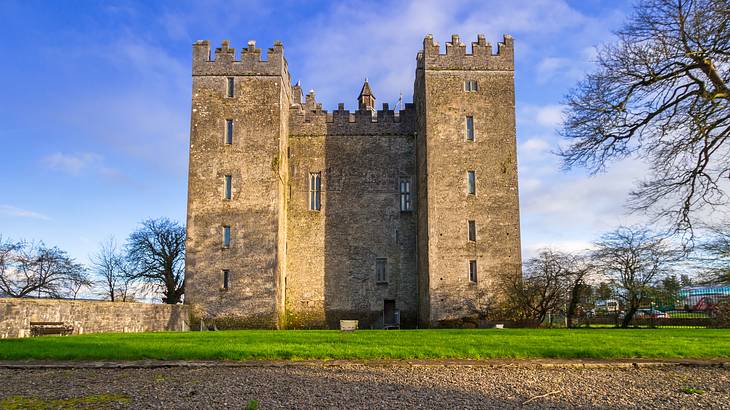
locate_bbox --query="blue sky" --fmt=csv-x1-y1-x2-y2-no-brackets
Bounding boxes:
0,0,646,265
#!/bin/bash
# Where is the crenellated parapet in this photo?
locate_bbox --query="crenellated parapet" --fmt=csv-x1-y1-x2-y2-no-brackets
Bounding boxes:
192,40,290,81
417,34,513,71
289,102,416,136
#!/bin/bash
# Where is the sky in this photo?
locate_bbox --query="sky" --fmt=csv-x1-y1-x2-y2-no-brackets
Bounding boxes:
0,0,650,266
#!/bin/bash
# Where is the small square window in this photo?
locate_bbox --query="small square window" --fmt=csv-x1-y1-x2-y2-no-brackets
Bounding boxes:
225,119,233,145
309,173,321,211
222,225,231,247
465,80,478,92
224,175,232,200
468,220,476,241
226,77,234,98
469,260,477,283
376,258,387,283
466,116,474,141
222,270,230,290
467,171,476,195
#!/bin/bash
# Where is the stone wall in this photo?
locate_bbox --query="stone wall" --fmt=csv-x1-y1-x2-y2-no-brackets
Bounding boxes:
0,298,189,338
286,131,418,329
185,40,290,328
415,34,522,326
185,34,522,329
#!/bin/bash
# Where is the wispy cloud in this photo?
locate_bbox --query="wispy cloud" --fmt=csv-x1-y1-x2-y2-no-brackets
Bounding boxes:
520,104,565,129
40,152,128,183
287,0,614,109
41,152,102,175
0,205,51,221
523,240,595,259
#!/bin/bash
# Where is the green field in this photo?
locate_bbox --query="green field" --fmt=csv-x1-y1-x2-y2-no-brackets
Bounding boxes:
1,329,728,361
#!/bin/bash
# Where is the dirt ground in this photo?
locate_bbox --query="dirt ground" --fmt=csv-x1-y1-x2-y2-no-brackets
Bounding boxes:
0,362,728,409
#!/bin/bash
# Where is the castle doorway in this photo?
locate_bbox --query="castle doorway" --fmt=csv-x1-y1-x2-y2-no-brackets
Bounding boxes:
384,299,396,328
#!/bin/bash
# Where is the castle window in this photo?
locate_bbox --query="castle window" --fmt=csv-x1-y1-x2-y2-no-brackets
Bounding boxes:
400,178,412,212
224,175,232,200
222,270,230,290
468,220,476,241
222,225,231,247
465,80,478,92
226,77,234,97
225,119,233,144
467,171,476,195
469,260,478,283
309,172,321,211
376,258,387,283
466,116,474,141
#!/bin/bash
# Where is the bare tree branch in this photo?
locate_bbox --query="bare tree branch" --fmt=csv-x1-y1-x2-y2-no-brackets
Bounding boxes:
592,226,682,327
560,0,730,237
125,218,185,304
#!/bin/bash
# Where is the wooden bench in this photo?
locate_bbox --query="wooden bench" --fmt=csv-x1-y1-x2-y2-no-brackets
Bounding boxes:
29,322,74,337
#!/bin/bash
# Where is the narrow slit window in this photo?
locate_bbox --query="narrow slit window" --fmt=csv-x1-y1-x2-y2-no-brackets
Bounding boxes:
222,270,230,290
309,173,321,211
469,260,478,283
376,258,387,283
468,220,476,241
466,116,474,141
222,225,231,247
400,178,412,211
467,171,476,195
225,119,233,145
224,175,232,200
226,77,234,97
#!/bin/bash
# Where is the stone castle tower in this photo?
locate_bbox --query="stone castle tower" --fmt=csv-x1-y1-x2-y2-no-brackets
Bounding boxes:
185,34,521,329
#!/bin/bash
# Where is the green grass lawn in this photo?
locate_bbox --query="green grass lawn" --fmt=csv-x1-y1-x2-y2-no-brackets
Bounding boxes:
1,328,729,361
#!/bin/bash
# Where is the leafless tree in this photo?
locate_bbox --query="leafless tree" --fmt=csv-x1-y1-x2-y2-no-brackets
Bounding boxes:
560,0,729,236
592,226,682,327
698,220,730,283
126,218,185,304
503,249,576,325
564,255,595,328
0,238,84,298
463,288,498,322
0,237,22,297
91,237,136,302
63,266,92,300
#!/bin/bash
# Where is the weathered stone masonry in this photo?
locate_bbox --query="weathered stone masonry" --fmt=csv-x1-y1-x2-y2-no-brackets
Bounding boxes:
185,34,522,329
0,298,189,338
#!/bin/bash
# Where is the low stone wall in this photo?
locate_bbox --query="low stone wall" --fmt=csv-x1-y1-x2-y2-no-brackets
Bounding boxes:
0,298,189,338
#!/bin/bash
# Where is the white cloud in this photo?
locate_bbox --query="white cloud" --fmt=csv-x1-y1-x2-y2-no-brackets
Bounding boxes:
519,104,565,131
523,240,595,259
536,57,571,83
0,205,51,221
289,0,598,109
521,138,551,153
519,157,652,256
41,152,102,175
49,34,190,176
536,105,564,128
39,152,130,183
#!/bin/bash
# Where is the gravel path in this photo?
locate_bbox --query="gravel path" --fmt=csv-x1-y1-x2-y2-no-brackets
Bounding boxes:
1,363,728,409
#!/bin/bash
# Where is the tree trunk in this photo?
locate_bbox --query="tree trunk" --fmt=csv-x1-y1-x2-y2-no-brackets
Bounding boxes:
622,302,639,328
566,282,582,328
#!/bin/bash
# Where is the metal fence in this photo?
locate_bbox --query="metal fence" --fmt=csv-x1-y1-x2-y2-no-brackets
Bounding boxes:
560,285,730,328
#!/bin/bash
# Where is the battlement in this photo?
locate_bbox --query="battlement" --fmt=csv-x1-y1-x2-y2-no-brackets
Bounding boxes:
192,40,290,80
289,102,416,136
417,34,513,71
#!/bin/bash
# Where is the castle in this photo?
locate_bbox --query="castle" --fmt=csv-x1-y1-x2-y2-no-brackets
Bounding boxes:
184,34,522,329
